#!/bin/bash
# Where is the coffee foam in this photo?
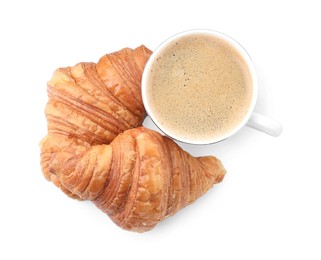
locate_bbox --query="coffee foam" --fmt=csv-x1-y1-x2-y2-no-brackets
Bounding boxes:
147,34,253,142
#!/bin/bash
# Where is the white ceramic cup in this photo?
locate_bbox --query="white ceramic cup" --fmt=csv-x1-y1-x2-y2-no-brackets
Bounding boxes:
142,29,283,144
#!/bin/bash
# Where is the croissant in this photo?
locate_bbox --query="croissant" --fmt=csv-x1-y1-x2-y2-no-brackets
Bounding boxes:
41,46,151,198
40,45,226,232
43,127,225,232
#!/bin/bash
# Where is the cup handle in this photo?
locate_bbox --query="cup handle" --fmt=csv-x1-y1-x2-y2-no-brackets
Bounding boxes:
246,112,283,137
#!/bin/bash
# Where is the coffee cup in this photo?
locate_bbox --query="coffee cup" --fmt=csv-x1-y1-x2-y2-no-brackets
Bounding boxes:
142,29,282,144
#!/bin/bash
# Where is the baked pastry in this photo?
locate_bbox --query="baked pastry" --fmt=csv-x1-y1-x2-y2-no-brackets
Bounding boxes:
40,46,226,232
41,46,151,197
43,127,225,232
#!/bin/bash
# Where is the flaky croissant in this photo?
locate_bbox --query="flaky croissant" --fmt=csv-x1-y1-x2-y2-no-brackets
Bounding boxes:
42,127,225,232
41,46,151,198
40,45,226,232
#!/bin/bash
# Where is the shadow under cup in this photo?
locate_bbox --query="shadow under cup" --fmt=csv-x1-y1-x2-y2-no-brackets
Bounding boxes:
142,29,259,145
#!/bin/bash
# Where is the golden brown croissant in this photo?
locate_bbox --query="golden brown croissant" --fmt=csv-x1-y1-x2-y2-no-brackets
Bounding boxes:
40,45,226,232
41,46,151,198
43,127,225,232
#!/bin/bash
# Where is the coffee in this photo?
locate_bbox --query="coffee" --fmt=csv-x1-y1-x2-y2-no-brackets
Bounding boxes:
146,33,253,143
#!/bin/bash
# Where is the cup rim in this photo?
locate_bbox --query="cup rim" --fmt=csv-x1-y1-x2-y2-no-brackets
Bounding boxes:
142,29,258,145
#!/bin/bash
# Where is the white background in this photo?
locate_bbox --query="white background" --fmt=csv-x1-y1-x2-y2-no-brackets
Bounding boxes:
1,0,320,259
